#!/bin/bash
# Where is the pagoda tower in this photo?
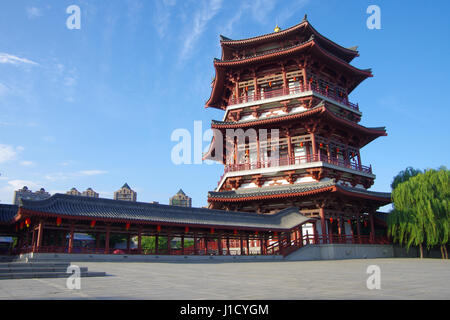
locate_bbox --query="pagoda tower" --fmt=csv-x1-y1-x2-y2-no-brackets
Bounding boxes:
204,16,391,243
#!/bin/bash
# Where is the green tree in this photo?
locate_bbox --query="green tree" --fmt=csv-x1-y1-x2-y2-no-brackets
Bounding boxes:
390,166,422,190
140,236,167,252
388,167,449,258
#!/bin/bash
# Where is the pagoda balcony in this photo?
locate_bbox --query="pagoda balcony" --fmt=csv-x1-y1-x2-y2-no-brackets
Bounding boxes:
227,84,359,112
224,153,372,175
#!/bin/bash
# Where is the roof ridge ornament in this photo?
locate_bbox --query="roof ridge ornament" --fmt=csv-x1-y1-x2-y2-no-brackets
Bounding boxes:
302,14,308,22
274,25,281,33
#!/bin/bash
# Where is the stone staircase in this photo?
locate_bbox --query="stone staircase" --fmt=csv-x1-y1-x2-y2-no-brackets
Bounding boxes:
0,260,106,280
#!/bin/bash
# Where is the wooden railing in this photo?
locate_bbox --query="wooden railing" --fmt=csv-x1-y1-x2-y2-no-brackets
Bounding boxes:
224,153,372,174
228,84,359,111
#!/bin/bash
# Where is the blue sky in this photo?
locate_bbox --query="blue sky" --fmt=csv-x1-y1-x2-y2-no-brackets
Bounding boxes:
0,0,449,210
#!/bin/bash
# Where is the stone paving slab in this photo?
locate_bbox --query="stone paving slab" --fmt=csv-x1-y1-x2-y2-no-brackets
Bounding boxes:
0,258,448,299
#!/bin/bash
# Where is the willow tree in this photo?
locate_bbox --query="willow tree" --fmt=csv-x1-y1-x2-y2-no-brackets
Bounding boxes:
388,167,449,258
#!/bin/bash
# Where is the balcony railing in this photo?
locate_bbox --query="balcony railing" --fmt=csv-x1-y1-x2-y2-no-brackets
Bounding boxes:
224,153,372,175
228,83,359,111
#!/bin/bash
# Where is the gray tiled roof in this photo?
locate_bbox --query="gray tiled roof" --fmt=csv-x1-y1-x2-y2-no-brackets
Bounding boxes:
209,180,336,199
0,204,18,223
209,180,391,201
19,194,312,231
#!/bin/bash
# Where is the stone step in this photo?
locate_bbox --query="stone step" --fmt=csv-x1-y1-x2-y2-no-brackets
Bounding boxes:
0,262,71,268
0,271,106,280
0,266,88,274
0,256,15,263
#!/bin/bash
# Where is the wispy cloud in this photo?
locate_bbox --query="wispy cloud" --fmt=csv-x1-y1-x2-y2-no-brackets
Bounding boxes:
26,7,42,19
0,144,23,163
19,160,35,167
0,179,41,204
154,0,177,38
79,170,108,176
44,169,108,182
0,53,38,66
180,0,223,60
0,82,11,96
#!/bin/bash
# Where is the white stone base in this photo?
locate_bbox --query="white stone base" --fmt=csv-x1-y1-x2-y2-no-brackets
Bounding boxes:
285,244,394,261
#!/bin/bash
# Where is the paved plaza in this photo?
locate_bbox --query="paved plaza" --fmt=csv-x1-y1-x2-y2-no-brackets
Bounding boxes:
0,258,449,299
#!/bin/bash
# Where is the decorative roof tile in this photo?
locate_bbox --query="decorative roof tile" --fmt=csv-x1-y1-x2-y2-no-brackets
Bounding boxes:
18,194,312,230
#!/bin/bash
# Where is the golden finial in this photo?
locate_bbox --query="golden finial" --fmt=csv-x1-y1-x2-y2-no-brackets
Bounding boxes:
274,25,281,33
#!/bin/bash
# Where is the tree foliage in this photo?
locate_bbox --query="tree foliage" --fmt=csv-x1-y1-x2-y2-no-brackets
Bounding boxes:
388,167,449,258
390,166,422,190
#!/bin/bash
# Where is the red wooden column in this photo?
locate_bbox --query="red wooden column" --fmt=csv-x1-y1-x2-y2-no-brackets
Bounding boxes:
286,129,293,164
357,150,362,170
36,220,44,252
326,142,331,162
281,66,288,92
167,231,172,254
105,225,110,254
259,236,264,254
370,212,376,243
126,234,131,253
328,219,333,244
226,236,230,255
31,228,37,253
299,225,303,246
155,233,159,254
310,134,317,159
312,222,318,244
319,207,327,244
204,235,208,255
240,235,244,255
218,233,223,255
337,216,342,243
137,227,142,254
181,234,185,255
246,235,250,255
256,131,261,167
356,214,362,244
68,223,75,254
194,232,198,255
95,233,101,252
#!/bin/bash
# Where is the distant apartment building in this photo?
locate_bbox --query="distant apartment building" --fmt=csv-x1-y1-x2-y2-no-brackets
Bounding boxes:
82,188,99,198
114,183,137,202
169,189,192,207
66,187,98,198
13,186,51,205
66,188,82,196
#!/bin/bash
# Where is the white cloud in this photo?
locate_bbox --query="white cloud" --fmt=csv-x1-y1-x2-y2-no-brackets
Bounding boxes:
26,7,42,19
44,169,108,182
0,144,23,163
79,170,108,176
180,0,223,60
0,53,38,66
0,179,41,204
19,160,35,167
7,179,40,190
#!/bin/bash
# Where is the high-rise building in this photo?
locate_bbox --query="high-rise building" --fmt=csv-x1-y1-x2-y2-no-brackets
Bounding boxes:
13,186,51,205
82,188,99,198
66,187,82,196
114,183,137,202
169,189,192,207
